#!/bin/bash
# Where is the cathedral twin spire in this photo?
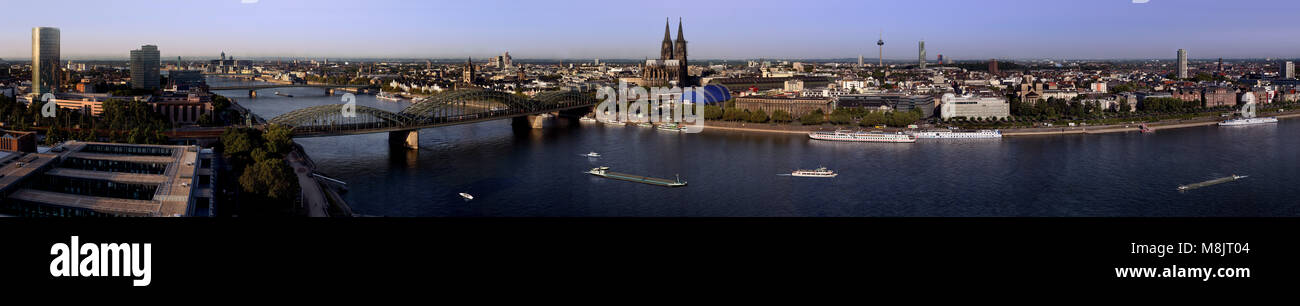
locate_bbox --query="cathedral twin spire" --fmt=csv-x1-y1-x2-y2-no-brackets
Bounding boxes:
660,18,686,60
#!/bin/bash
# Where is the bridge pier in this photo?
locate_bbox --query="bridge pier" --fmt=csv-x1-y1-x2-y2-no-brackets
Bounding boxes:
249,90,257,98
512,113,569,129
389,130,419,149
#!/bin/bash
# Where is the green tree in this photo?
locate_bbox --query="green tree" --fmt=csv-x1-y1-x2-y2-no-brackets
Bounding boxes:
770,109,792,123
263,124,295,157
799,109,826,125
703,105,724,120
239,158,298,201
749,109,769,123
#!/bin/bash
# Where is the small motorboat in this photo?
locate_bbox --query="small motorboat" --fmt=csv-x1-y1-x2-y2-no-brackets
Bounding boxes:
584,152,601,158
459,193,474,201
1139,124,1153,133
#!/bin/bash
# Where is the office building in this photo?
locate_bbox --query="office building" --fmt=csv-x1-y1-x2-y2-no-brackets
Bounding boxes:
836,94,936,118
130,45,161,90
940,93,1009,120
1176,49,1188,79
32,27,61,95
988,59,999,76
1280,61,1294,79
918,40,926,69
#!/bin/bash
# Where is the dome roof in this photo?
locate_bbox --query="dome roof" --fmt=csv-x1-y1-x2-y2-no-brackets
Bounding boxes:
684,84,732,104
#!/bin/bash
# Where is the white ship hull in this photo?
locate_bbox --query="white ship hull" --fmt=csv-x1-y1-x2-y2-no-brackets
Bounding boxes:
911,130,1002,139
790,173,838,178
1218,117,1278,126
809,131,915,143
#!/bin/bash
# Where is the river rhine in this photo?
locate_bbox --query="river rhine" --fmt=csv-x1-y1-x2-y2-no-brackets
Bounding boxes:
211,78,1300,217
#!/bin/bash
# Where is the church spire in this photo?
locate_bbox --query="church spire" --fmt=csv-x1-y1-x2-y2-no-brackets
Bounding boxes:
663,18,672,42
673,18,687,61
660,17,674,60
676,17,685,42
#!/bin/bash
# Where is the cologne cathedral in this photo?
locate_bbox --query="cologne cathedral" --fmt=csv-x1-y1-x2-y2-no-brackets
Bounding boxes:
642,18,691,87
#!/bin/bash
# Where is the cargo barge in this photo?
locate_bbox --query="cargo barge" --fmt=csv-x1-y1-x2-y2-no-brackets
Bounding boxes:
1178,174,1246,192
586,166,686,187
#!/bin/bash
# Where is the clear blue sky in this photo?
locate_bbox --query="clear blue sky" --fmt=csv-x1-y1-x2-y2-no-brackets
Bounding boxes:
2,0,1298,60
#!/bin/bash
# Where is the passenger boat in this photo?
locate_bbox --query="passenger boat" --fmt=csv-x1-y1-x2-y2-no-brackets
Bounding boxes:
377,91,404,102
656,123,687,132
1218,117,1278,126
790,167,837,178
584,152,601,157
808,130,916,143
910,129,1001,139
579,117,598,123
458,193,474,201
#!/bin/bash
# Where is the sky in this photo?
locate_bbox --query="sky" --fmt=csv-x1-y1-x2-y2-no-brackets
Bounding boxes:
1,0,1299,61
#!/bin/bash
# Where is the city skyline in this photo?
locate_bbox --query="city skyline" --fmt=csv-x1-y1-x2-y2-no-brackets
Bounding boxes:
3,0,1300,61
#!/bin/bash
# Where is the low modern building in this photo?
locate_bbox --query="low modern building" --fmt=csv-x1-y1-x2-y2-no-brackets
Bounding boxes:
940,94,1010,120
734,96,832,118
0,141,216,217
835,94,936,117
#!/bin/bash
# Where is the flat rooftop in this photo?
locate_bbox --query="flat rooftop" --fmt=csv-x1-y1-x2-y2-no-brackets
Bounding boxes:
3,141,199,217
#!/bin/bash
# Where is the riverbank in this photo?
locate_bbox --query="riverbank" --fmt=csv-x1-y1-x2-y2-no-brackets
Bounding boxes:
697,109,1300,137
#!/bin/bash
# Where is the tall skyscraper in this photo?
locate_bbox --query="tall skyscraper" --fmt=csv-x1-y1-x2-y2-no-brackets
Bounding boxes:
918,40,926,69
989,59,999,76
1218,58,1223,72
1176,49,1188,79
1281,61,1295,79
858,54,863,67
31,27,61,95
130,45,161,90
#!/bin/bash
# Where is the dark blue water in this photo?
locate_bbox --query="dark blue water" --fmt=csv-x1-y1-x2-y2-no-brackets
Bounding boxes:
213,78,1300,216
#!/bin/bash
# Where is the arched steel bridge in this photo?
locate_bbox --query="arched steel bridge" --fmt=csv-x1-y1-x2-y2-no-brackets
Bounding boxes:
209,84,370,91
267,88,598,138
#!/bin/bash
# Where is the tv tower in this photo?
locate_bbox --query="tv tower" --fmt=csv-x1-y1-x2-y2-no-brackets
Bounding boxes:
876,31,885,67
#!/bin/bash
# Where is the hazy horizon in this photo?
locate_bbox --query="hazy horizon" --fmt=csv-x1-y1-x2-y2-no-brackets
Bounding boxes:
2,0,1299,60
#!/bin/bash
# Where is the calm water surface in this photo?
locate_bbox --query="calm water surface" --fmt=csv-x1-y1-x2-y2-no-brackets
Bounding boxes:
212,78,1300,217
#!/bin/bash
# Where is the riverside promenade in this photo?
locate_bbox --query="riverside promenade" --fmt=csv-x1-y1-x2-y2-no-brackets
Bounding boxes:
696,109,1300,137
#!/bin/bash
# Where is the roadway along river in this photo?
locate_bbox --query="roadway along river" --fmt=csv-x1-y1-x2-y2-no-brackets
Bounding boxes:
211,78,1300,216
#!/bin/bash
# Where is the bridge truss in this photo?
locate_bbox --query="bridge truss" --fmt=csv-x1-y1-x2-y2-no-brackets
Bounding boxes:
268,89,597,135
